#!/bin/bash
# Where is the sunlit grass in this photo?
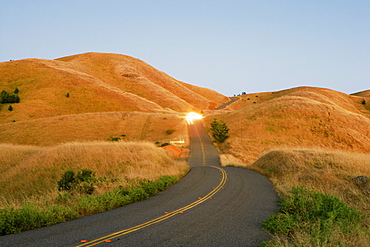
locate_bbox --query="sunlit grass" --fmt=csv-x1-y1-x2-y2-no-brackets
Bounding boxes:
0,141,190,208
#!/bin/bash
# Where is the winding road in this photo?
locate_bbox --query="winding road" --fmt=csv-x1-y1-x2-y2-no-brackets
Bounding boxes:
0,120,278,247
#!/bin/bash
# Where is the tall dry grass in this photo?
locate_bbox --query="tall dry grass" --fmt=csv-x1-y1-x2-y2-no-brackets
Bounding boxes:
0,141,189,208
248,148,370,246
250,148,370,215
204,87,370,165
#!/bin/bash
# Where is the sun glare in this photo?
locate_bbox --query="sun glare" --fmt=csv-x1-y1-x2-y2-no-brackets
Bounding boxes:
186,112,203,124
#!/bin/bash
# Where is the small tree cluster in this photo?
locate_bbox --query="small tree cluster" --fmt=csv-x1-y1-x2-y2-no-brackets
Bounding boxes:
210,118,230,143
57,169,97,194
0,90,20,104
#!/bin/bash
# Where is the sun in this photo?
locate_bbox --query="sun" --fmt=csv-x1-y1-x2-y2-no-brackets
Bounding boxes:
186,112,203,124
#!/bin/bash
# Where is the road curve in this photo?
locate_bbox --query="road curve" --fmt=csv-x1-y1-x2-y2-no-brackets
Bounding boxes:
0,121,278,247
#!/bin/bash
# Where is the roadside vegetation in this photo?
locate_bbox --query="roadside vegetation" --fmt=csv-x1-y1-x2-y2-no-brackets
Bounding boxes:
209,118,230,143
0,141,189,235
250,148,370,246
204,87,370,246
261,186,369,246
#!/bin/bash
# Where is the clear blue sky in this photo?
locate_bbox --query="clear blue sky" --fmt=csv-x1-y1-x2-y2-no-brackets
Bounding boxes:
1,0,369,96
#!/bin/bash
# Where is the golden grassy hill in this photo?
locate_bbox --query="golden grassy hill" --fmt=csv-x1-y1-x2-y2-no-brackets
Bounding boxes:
0,112,188,146
204,86,370,165
57,53,228,112
0,52,229,124
352,89,370,98
0,52,229,146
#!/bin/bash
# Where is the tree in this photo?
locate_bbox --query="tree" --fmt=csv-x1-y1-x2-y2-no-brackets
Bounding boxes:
0,90,20,104
8,105,13,111
0,90,8,103
210,118,230,143
14,88,19,94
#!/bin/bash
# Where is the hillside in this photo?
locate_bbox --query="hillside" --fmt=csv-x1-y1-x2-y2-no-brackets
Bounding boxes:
352,89,370,98
204,87,370,165
0,52,229,124
0,112,188,146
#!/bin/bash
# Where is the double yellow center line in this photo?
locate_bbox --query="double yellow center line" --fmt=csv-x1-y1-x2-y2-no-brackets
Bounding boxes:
76,166,227,246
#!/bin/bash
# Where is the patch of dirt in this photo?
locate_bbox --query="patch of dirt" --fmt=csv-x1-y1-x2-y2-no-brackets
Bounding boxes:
160,145,190,158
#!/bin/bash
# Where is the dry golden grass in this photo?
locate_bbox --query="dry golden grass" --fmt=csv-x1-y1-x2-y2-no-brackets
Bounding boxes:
352,89,370,98
204,87,370,165
0,111,189,146
0,52,228,124
250,148,370,215
0,59,165,123
57,52,229,111
203,86,370,218
0,141,190,208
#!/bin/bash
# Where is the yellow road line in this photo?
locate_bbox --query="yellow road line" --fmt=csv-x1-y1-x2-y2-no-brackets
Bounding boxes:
76,166,227,246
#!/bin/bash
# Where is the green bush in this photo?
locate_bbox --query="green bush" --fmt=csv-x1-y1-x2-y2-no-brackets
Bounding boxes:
57,170,76,191
165,129,175,135
262,186,367,245
0,203,78,235
0,175,177,236
139,176,176,196
58,169,96,194
128,188,149,203
210,118,230,143
109,137,121,141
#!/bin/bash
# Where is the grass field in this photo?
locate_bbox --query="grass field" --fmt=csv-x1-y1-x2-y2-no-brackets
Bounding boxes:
0,52,229,124
0,112,189,146
0,141,190,208
205,87,370,165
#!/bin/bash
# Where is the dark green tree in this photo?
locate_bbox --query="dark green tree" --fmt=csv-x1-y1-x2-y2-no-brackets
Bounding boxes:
0,90,20,103
8,105,13,111
0,90,8,103
14,88,19,94
210,118,230,143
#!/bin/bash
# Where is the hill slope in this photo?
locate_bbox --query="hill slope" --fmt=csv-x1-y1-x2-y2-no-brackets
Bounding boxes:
352,89,370,98
0,52,229,123
204,87,370,165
